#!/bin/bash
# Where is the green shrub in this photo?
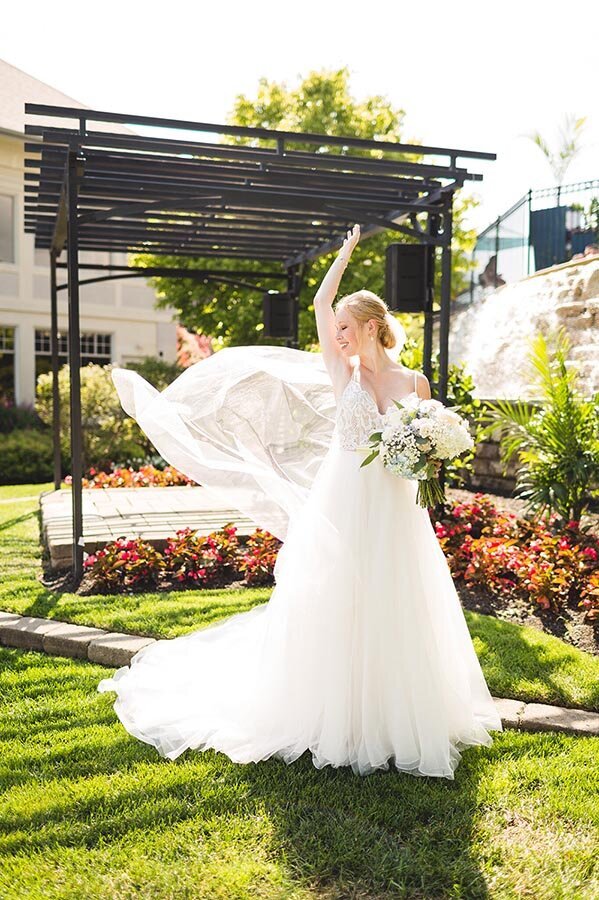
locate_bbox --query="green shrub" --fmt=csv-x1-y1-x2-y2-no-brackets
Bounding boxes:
122,356,184,391
479,328,599,521
0,429,68,484
0,400,46,433
35,363,151,472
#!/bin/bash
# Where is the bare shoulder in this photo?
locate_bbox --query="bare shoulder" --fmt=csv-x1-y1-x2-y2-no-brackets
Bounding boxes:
414,370,431,400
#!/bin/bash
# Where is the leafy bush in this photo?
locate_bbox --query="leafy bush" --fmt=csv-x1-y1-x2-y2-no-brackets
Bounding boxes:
83,524,282,592
0,399,47,433
35,363,151,472
0,429,69,485
122,356,184,391
478,328,599,521
433,494,599,620
83,537,165,591
238,529,282,586
162,524,240,587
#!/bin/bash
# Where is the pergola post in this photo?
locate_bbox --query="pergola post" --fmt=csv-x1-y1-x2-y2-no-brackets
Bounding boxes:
66,152,84,581
422,213,438,389
286,263,301,349
438,192,454,406
434,194,454,502
49,248,62,491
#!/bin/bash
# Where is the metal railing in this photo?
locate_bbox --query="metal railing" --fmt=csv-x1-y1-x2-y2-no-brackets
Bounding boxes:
466,179,598,301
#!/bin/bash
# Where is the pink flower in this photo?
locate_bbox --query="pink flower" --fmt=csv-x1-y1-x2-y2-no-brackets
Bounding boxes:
582,547,598,561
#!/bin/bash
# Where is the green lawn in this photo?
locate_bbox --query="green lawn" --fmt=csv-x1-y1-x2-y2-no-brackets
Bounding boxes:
2,483,599,713
1,483,599,897
1,646,597,899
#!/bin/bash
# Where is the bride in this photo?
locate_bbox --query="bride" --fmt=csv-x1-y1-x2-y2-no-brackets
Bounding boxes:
98,223,503,779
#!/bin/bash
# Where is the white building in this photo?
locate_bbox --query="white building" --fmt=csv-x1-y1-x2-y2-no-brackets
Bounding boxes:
0,58,178,406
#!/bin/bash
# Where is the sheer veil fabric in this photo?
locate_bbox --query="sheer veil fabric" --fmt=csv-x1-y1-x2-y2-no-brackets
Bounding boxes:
98,344,503,778
109,346,338,542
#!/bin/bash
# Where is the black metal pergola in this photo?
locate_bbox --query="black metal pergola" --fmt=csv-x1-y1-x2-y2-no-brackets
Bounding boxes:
23,103,495,581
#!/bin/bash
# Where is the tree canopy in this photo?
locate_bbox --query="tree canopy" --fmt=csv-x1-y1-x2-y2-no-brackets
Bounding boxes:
134,68,478,349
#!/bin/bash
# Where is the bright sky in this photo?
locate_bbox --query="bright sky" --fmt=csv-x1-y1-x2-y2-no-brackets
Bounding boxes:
3,0,598,234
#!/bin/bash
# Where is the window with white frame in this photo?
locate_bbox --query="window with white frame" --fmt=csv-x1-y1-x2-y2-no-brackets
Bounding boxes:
0,326,15,403
0,195,15,264
34,329,112,380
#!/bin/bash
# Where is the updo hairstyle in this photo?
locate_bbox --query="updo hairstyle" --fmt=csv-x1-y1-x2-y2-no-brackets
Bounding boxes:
334,290,396,349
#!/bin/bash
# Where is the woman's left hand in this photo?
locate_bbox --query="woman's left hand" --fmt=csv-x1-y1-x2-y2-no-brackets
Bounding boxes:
339,224,360,260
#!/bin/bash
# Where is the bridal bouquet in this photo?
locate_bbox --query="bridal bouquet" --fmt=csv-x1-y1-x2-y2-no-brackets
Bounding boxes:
360,395,474,508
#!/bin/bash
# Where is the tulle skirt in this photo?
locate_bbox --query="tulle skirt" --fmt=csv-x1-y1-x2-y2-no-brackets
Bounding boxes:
98,434,503,779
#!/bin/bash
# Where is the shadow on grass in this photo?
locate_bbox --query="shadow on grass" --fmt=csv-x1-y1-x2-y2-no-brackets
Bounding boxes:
0,646,506,897
0,509,37,532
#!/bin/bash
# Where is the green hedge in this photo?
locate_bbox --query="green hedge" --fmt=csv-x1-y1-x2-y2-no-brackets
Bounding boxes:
0,428,68,485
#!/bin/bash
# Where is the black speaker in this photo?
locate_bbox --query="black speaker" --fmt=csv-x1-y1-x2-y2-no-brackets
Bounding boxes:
385,243,429,312
262,291,295,338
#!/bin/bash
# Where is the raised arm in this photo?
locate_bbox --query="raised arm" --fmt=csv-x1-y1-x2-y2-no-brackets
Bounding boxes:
313,224,360,383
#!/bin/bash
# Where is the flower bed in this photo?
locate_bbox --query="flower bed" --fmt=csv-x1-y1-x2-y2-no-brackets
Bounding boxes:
433,493,599,622
65,464,195,488
81,491,598,629
83,524,281,592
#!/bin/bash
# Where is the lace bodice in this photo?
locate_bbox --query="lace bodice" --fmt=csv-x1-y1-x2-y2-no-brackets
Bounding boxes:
335,362,418,450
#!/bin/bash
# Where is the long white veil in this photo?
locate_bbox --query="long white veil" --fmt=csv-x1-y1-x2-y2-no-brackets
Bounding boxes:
111,345,337,541
111,316,407,542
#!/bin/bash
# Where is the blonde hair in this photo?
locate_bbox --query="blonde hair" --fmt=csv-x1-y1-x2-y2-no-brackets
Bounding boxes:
334,290,396,349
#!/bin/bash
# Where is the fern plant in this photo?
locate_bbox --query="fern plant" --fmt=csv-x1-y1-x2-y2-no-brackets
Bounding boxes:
478,328,599,521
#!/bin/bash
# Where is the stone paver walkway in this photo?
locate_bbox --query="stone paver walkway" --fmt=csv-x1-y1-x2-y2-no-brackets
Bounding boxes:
40,486,256,569
1,610,598,738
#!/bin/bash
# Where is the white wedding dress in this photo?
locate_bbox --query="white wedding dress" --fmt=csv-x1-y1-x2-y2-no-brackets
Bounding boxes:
98,347,503,778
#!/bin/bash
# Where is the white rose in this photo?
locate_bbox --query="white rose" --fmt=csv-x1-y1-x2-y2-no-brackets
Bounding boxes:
385,408,405,427
437,409,461,426
419,399,443,413
400,395,421,412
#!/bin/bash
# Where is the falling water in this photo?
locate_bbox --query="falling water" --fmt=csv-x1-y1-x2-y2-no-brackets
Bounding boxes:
440,258,599,400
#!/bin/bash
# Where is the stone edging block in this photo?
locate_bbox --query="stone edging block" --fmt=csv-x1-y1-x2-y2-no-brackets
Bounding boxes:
1,610,599,737
43,623,109,659
518,702,599,736
491,696,526,728
0,614,66,651
88,633,156,667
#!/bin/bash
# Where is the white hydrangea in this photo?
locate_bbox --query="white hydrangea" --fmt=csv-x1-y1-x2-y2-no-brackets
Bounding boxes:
369,399,474,478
